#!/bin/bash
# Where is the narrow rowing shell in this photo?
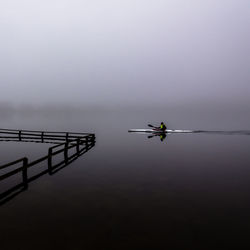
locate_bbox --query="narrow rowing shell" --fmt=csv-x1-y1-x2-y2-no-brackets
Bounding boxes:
128,129,193,133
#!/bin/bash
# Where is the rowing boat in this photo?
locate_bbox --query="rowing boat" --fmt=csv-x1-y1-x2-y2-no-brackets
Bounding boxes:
128,128,250,135
128,129,193,133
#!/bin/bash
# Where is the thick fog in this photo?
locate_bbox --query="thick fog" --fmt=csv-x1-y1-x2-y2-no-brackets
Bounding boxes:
0,0,249,107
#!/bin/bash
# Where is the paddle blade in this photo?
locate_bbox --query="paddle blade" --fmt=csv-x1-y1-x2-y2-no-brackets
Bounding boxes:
147,124,154,128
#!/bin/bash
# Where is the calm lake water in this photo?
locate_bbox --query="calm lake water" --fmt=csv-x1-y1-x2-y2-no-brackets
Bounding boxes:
1,106,250,249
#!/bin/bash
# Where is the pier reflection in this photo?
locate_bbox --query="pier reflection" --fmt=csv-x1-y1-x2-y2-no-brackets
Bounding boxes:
0,129,95,206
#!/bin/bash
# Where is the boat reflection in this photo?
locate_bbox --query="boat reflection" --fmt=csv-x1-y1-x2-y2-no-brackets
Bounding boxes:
148,133,167,142
130,129,250,142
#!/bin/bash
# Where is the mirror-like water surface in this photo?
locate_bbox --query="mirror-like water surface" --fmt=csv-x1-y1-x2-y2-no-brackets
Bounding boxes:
1,107,250,250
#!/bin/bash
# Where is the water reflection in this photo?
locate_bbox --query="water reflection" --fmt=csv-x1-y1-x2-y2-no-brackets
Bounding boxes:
132,129,250,142
0,129,95,206
148,133,167,142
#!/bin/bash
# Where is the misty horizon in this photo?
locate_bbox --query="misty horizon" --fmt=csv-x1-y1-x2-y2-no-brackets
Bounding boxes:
0,0,249,107
1,2,250,249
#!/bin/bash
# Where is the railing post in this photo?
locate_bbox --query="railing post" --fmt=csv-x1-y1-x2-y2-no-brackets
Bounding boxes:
86,136,89,150
66,133,69,142
48,148,52,174
22,157,28,189
90,134,95,142
76,138,80,154
41,132,44,143
64,142,68,163
19,131,22,141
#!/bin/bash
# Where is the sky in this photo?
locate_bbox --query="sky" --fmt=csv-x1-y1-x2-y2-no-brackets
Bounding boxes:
0,0,249,107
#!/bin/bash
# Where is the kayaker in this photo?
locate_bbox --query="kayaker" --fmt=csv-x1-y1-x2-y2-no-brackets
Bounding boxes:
160,122,167,131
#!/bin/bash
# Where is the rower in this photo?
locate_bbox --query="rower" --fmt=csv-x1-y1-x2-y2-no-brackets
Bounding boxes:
160,122,167,131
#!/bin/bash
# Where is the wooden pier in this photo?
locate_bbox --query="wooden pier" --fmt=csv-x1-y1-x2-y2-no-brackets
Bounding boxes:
0,128,95,205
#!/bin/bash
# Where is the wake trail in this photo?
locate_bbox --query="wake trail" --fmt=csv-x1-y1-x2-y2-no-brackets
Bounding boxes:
190,130,250,135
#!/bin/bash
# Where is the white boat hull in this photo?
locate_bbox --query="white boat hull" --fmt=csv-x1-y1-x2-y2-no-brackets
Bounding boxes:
128,129,193,133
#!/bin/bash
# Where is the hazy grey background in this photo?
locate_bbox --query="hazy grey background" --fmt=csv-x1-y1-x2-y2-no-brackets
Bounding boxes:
0,0,249,108
1,3,250,249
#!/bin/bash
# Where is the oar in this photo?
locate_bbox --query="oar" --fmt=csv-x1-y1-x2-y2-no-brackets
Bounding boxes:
148,124,157,129
148,135,155,139
148,124,162,131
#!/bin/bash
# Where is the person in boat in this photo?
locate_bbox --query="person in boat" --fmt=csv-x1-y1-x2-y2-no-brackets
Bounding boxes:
160,122,167,131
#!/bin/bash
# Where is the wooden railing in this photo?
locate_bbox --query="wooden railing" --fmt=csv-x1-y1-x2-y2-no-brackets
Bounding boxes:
0,129,95,205
0,128,94,143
